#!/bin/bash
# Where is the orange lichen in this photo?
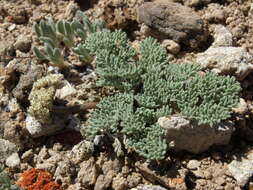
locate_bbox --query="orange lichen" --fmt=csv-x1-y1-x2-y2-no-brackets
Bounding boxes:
16,168,63,190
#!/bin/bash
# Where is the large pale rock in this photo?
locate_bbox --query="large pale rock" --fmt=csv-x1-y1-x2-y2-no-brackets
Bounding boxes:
196,46,253,80
137,0,207,49
158,115,234,153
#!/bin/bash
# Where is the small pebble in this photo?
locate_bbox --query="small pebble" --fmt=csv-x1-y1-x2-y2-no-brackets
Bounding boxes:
187,160,200,170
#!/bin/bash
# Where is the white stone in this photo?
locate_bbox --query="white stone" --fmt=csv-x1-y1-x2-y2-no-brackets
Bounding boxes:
5,153,20,168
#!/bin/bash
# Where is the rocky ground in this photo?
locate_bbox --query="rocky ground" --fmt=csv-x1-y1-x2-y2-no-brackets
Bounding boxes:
1,0,253,189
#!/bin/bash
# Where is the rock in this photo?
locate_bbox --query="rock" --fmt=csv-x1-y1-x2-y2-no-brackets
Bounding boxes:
67,183,83,190
192,169,203,178
77,157,100,187
112,175,128,190
94,170,115,190
12,63,45,104
137,0,207,49
215,176,226,186
52,143,63,151
21,149,34,162
227,159,253,187
0,41,15,61
232,98,248,114
13,35,31,53
54,160,74,188
224,184,234,190
203,3,227,23
25,114,65,137
89,0,144,30
158,115,234,153
36,163,56,174
46,154,63,164
8,24,16,31
37,146,49,162
0,139,18,164
196,47,253,81
161,39,180,54
131,185,167,190
211,25,233,47
187,160,200,170
184,0,212,7
68,140,93,164
64,1,79,19
55,83,77,100
5,153,20,168
2,98,27,150
127,172,142,188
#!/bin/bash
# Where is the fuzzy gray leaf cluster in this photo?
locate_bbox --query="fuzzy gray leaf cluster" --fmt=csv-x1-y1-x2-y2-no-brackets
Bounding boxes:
85,30,241,160
32,11,105,68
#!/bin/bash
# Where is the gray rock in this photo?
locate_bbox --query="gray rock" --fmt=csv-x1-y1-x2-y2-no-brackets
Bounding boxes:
0,139,18,164
13,35,31,53
36,146,49,162
55,83,77,100
12,63,44,103
131,185,167,190
68,140,93,164
0,41,15,62
184,0,212,7
232,98,248,114
36,163,56,173
25,114,65,137
161,39,180,54
5,153,20,168
77,157,100,187
2,98,26,150
211,25,233,47
54,160,73,188
21,149,34,162
203,3,227,23
196,47,253,81
137,0,207,49
64,1,79,19
127,172,142,188
158,115,234,153
187,160,200,170
94,170,115,190
227,159,253,187
112,175,128,190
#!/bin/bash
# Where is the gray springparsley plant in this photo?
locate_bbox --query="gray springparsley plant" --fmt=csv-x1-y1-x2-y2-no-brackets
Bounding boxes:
83,30,241,160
